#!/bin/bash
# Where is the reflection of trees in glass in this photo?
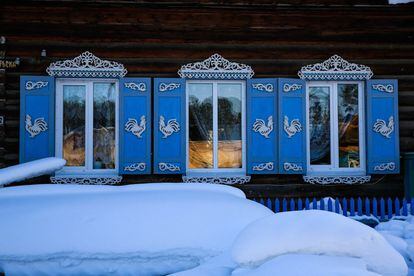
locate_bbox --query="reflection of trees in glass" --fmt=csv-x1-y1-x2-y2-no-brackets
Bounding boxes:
94,84,115,129
189,95,213,141
218,96,241,141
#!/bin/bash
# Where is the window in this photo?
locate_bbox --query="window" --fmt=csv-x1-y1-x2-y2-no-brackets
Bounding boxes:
186,80,246,174
306,81,365,175
56,79,118,174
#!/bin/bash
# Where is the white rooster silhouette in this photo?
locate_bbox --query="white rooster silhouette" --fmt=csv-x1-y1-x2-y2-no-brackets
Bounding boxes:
284,115,302,138
159,115,180,138
25,114,47,138
125,115,146,138
373,116,394,138
253,116,273,138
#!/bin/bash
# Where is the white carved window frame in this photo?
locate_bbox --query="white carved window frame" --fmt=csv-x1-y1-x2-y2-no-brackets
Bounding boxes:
305,81,366,176
55,78,119,176
185,80,246,176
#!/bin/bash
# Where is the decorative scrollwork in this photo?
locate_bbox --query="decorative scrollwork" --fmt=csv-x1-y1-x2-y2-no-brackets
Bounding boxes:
283,162,303,172
373,116,394,139
182,176,251,185
25,81,48,91
252,116,273,138
159,83,181,92
46,51,127,78
303,175,371,185
252,162,274,171
50,176,122,185
25,114,47,138
372,84,394,93
125,82,146,92
283,83,302,92
159,116,180,138
374,162,396,171
124,163,146,172
125,116,146,138
252,83,273,92
283,116,302,138
158,162,180,172
298,55,373,81
178,53,254,80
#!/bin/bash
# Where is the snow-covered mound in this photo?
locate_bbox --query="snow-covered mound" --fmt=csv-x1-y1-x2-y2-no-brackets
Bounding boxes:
0,183,272,275
0,157,66,186
231,210,407,276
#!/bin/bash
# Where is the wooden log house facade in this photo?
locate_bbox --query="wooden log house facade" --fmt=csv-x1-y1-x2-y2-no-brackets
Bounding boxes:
1,0,414,199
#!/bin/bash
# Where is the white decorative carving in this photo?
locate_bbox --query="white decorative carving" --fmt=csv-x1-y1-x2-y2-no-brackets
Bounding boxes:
283,83,302,92
252,116,273,138
158,162,180,172
46,51,127,78
178,53,254,80
303,175,371,185
125,82,146,92
252,83,273,92
182,176,251,185
373,116,394,138
374,162,396,171
283,116,302,138
50,176,122,185
298,55,373,81
283,162,303,172
125,116,146,138
159,115,180,138
25,114,47,138
372,84,394,93
124,163,146,172
252,162,274,171
25,81,48,91
159,83,181,92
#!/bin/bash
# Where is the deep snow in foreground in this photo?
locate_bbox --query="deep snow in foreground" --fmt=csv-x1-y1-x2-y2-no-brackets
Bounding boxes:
0,183,408,275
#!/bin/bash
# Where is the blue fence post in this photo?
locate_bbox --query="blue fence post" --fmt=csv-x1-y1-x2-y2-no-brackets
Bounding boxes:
411,198,414,215
402,198,408,216
320,199,325,211
305,198,310,210
260,198,265,206
350,197,355,217
298,198,303,210
388,198,393,219
342,198,348,216
335,198,340,214
327,198,333,212
357,197,363,216
365,197,370,216
267,198,273,211
290,198,295,211
380,198,385,220
282,198,287,212
395,198,400,216
373,198,378,218
275,198,280,213
312,198,317,210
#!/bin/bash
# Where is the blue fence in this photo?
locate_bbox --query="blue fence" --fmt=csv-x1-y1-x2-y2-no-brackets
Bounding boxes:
252,197,414,220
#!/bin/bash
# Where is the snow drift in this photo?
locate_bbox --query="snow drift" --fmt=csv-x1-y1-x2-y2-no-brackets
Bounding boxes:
231,210,408,276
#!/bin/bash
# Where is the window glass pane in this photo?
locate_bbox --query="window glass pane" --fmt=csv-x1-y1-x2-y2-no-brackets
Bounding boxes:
63,85,86,166
218,83,242,168
93,83,116,169
338,84,360,168
188,83,213,168
309,87,331,165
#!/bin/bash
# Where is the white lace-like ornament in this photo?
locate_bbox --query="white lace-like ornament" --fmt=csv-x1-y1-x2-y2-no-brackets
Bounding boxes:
125,116,146,138
252,83,273,92
125,82,146,92
374,162,396,171
50,176,122,185
25,81,48,91
283,162,303,172
283,116,302,138
372,84,394,93
283,83,302,92
252,162,274,171
298,55,373,81
159,116,180,138
159,83,181,92
252,116,273,138
373,116,394,139
46,51,127,78
158,162,180,172
303,175,371,185
178,53,254,80
25,114,47,138
124,163,146,172
182,176,251,185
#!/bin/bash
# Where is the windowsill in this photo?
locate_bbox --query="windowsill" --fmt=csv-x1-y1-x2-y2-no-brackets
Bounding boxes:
182,173,250,185
50,175,122,185
303,175,371,185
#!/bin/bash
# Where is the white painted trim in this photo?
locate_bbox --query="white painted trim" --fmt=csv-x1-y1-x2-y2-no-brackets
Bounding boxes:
306,81,366,176
55,78,119,176
185,80,246,175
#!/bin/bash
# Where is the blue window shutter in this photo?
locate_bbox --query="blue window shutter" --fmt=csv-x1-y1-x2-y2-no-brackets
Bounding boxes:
19,76,55,163
247,79,278,174
154,78,186,174
119,78,151,174
278,78,306,174
366,79,400,174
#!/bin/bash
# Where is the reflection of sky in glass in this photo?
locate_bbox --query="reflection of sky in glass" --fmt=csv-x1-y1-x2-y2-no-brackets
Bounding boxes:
188,83,213,103
64,85,85,103
93,83,116,103
218,84,241,113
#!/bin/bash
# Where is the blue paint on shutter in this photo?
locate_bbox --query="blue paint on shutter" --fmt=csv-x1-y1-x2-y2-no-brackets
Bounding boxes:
19,76,55,163
247,78,278,174
366,79,399,174
154,78,186,174
278,78,306,174
119,78,151,174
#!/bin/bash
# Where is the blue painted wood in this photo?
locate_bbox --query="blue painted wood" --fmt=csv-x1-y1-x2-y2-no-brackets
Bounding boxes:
20,76,55,163
305,198,310,210
327,198,333,212
290,198,295,211
247,79,278,174
357,198,363,216
335,198,340,214
380,198,386,220
153,78,186,174
387,198,393,219
342,198,348,216
312,198,317,209
402,199,408,216
275,198,280,213
395,198,401,216
267,198,272,210
298,198,303,210
320,199,325,210
365,198,370,216
119,78,151,174
366,80,400,174
411,198,414,215
350,198,355,216
373,198,378,217
260,198,265,206
282,198,287,212
278,78,306,174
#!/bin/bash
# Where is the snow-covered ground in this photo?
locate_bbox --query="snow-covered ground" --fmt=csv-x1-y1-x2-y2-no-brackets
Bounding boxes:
0,183,409,275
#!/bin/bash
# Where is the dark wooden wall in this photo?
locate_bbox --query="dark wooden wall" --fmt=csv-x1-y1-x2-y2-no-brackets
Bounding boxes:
1,0,413,198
